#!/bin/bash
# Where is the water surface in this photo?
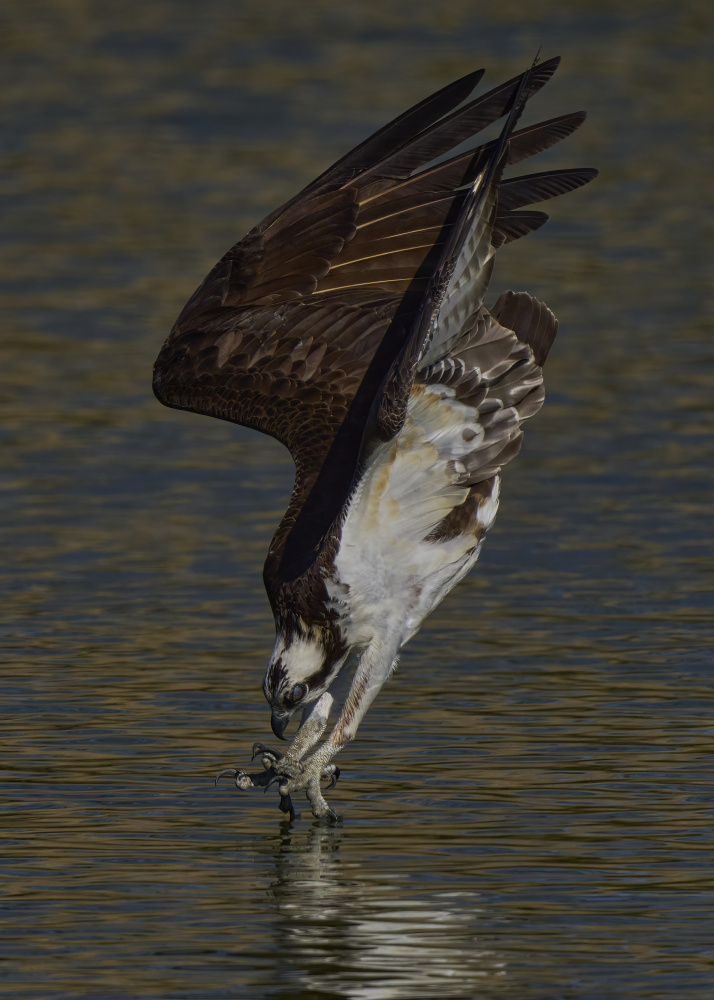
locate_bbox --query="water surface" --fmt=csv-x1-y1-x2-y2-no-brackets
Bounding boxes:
2,1,713,997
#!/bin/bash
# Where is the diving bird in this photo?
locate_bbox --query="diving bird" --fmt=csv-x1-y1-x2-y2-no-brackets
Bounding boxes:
153,57,596,820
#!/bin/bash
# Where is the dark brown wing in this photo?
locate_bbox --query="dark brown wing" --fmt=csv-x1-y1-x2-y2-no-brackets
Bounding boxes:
154,59,591,458
153,59,596,592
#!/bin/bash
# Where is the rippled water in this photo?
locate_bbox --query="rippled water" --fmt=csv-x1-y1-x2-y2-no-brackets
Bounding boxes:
2,1,713,997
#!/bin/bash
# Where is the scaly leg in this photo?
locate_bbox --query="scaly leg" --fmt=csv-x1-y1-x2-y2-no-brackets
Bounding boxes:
216,693,338,820
273,638,399,819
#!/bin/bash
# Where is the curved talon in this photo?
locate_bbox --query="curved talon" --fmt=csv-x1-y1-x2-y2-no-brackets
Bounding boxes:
264,773,285,793
216,743,338,822
251,742,284,763
322,764,340,789
215,767,254,791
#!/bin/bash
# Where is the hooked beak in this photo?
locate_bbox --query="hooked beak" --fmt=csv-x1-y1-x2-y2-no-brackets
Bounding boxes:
271,710,289,741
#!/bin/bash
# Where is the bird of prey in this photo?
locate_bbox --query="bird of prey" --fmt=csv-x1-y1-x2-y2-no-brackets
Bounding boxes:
153,57,596,821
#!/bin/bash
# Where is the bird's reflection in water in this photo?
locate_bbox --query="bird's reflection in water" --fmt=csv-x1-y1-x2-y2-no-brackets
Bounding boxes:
264,821,506,999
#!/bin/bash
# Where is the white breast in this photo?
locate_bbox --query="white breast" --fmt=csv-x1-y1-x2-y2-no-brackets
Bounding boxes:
329,382,500,649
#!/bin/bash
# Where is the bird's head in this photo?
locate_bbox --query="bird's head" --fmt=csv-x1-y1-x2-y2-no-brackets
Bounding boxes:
262,628,345,740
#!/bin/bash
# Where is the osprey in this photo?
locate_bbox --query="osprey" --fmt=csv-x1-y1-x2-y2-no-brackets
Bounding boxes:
153,57,596,820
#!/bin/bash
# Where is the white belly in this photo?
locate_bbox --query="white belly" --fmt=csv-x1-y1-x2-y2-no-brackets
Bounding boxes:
328,382,501,648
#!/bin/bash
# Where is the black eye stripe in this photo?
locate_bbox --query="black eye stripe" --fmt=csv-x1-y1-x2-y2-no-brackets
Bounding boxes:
267,658,286,689
304,662,337,690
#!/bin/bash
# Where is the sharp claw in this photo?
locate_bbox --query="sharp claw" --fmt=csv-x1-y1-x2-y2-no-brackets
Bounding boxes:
217,745,337,821
322,764,340,789
251,742,284,763
215,767,255,791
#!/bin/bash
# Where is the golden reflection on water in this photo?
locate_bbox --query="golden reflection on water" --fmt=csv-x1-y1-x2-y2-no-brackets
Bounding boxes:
2,0,714,997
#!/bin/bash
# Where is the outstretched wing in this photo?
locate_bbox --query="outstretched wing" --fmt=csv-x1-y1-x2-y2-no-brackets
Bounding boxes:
153,58,595,594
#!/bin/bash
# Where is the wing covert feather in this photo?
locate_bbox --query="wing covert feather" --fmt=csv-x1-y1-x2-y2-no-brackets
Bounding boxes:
153,60,595,590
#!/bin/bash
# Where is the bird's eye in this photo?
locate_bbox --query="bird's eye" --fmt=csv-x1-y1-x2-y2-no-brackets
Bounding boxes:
290,683,307,704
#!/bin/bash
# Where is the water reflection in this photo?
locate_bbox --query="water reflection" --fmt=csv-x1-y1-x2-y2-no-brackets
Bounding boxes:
267,824,503,999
